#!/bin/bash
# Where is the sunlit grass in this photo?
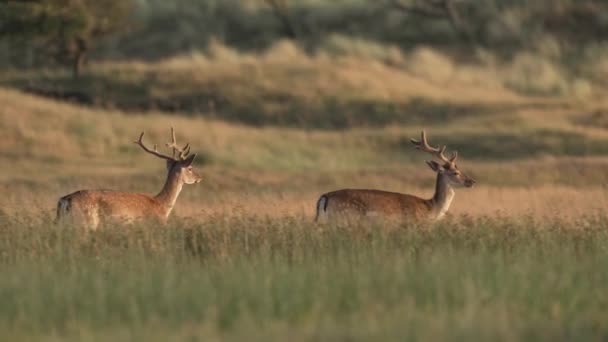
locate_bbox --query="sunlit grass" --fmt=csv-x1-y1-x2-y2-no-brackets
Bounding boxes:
1,215,607,340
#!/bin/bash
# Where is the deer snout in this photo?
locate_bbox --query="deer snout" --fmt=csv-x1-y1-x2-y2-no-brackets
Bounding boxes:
464,178,476,188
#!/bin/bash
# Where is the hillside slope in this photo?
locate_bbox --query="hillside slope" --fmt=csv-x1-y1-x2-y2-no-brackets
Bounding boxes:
2,86,608,218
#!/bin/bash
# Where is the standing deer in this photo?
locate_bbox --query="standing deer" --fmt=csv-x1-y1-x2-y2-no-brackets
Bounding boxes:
56,128,202,229
315,130,475,222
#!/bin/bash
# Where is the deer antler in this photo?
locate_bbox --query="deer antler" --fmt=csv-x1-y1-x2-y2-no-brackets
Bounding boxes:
410,130,457,165
134,131,178,161
165,127,191,160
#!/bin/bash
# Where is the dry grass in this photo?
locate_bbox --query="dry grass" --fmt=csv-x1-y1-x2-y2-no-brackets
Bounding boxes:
2,84,608,222
171,185,608,221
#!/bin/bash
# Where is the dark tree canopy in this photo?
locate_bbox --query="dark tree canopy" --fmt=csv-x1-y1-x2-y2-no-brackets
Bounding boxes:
0,0,133,77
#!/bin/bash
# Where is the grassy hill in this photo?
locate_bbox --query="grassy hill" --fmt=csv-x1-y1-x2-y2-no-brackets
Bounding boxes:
3,52,608,339
4,41,601,128
2,61,608,220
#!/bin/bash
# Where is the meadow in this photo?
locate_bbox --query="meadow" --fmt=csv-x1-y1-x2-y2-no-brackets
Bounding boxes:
2,216,608,341
3,38,608,340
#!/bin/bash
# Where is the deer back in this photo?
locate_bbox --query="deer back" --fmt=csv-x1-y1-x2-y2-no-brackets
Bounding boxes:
321,189,433,220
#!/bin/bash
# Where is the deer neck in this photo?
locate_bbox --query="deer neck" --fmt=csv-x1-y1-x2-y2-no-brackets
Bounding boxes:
154,168,183,218
430,172,455,220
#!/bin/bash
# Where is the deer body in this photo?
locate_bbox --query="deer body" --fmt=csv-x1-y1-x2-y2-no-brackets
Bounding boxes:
56,128,202,229
57,191,167,227
315,131,473,223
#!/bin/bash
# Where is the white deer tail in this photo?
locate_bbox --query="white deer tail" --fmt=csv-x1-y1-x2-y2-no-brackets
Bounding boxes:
55,196,72,224
315,195,328,222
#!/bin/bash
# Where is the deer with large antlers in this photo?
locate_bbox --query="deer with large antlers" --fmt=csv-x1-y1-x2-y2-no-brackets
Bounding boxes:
315,130,475,222
55,128,202,229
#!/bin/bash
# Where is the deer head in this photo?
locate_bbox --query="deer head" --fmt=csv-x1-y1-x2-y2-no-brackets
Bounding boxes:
134,127,202,185
410,130,475,188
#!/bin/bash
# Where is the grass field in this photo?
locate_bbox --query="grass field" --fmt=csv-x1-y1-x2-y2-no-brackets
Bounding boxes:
2,44,608,340
2,216,608,341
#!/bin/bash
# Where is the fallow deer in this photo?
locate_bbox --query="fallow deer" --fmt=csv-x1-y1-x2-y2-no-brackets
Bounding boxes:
315,130,475,222
56,128,202,229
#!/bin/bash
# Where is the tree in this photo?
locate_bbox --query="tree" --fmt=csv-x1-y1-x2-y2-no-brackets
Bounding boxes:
262,0,299,40
390,0,472,42
0,0,133,78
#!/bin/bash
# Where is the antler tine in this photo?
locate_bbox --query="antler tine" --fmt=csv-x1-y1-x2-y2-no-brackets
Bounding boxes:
180,143,191,159
166,127,177,158
410,130,452,164
164,127,191,160
134,131,176,161
449,151,458,163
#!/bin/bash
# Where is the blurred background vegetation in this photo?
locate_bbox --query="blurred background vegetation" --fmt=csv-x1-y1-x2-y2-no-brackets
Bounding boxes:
3,0,608,216
2,0,608,128
3,0,608,66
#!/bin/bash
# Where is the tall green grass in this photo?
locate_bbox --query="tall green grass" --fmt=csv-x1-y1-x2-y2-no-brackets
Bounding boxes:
1,215,608,340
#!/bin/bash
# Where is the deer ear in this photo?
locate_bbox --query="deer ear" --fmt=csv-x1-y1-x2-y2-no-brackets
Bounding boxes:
183,153,197,166
426,160,441,172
